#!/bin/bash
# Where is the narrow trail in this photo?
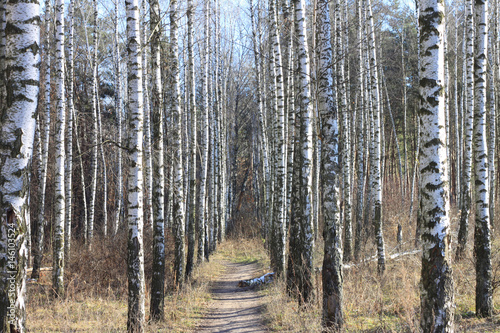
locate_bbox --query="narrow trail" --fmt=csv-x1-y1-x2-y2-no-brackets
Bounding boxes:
197,260,268,332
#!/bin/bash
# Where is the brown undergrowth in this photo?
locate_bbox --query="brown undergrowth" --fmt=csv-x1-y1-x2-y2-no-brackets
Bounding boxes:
259,182,500,332
26,229,225,332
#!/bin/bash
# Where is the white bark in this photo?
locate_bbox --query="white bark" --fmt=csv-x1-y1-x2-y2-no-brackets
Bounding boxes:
318,0,343,327
88,0,98,246
269,0,286,276
150,0,165,319
142,0,153,230
65,0,75,267
97,96,108,237
473,0,492,317
198,0,210,263
457,0,475,259
186,0,197,279
32,0,51,279
52,0,65,297
294,0,314,302
114,0,123,235
366,0,385,273
418,0,454,330
0,0,40,329
126,0,146,330
171,0,186,286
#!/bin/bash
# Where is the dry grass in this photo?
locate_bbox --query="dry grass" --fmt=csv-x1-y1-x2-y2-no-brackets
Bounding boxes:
25,182,500,332
258,184,500,332
26,232,225,332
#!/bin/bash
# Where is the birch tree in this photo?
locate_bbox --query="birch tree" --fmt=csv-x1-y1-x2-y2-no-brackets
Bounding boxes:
473,0,493,317
0,0,40,329
250,0,271,242
294,0,314,303
32,0,51,279
197,0,210,264
269,0,286,276
456,0,474,260
114,0,123,235
418,0,454,330
126,0,146,329
487,10,496,231
52,0,65,297
366,0,385,273
97,93,108,236
88,0,98,246
186,0,197,279
150,0,165,319
318,0,343,328
354,0,365,262
142,0,153,230
171,0,186,286
65,0,75,267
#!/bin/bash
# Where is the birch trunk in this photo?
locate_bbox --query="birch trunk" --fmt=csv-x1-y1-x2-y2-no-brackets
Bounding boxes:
354,0,365,262
88,0,98,246
142,0,153,230
97,95,108,237
419,0,454,330
197,0,210,264
335,0,352,263
269,0,286,276
171,0,186,286
318,0,343,328
0,0,39,330
186,0,197,279
366,0,385,273
126,0,146,329
456,0,475,260
294,0,315,303
114,0,123,235
65,0,74,267
487,19,496,238
52,0,65,297
150,0,165,319
32,0,51,279
473,0,493,317
250,0,271,242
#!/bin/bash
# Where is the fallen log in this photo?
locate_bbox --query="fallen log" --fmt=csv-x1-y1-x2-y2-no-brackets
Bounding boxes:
238,272,275,288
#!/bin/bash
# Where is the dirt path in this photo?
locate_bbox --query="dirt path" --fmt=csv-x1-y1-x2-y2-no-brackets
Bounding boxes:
197,261,268,333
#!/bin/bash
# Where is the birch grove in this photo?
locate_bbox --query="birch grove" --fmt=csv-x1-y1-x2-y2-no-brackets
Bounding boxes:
1,0,500,330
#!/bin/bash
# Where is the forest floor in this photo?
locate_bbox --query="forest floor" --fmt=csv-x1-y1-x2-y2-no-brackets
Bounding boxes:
25,232,500,332
196,260,268,332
